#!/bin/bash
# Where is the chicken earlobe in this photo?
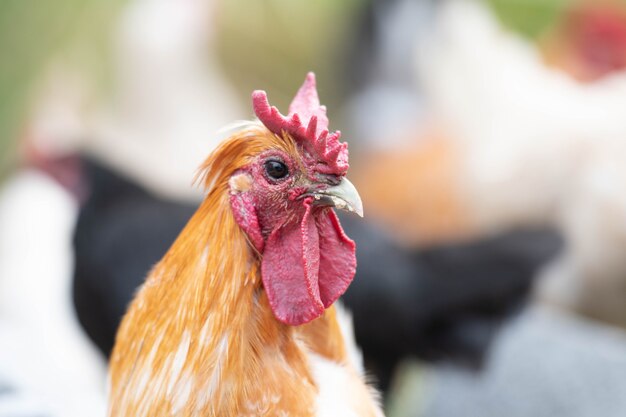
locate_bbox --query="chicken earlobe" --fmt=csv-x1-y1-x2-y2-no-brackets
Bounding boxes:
230,187,265,252
261,201,357,326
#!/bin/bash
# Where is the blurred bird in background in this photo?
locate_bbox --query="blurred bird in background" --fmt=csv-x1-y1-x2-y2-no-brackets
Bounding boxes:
342,0,626,416
346,0,626,331
2,0,626,416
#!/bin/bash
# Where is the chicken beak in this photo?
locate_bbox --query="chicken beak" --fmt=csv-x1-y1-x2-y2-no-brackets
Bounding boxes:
311,177,364,217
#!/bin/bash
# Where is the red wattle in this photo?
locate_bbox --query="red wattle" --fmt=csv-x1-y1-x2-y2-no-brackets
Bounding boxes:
317,209,357,308
261,202,357,326
261,203,323,325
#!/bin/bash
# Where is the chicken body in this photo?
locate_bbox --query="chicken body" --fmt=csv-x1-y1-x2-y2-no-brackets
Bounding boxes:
108,78,382,416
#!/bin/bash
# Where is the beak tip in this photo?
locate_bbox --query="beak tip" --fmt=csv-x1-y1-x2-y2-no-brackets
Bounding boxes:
354,205,364,218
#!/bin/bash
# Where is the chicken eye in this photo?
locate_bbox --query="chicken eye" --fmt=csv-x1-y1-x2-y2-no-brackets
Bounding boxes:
264,160,289,180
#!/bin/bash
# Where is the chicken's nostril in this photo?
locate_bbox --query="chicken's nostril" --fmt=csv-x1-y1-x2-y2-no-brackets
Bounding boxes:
316,173,342,186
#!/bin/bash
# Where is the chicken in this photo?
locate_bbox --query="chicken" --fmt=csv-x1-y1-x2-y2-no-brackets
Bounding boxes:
108,73,383,417
346,0,626,331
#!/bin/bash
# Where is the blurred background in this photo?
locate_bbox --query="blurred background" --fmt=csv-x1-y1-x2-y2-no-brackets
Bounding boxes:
2,0,626,416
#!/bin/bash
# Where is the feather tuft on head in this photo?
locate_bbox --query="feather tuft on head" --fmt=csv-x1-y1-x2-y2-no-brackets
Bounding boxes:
252,72,349,176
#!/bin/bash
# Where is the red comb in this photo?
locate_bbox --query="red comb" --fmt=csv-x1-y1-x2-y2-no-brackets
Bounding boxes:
252,72,349,176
